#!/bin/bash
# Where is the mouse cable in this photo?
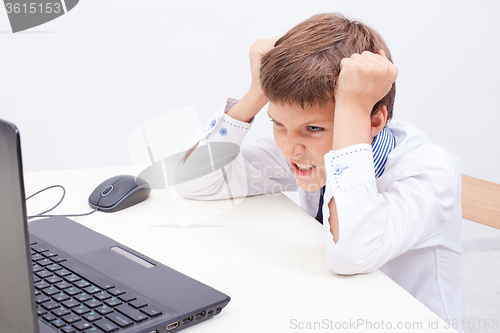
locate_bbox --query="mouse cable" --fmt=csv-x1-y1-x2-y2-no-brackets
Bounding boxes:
26,185,98,220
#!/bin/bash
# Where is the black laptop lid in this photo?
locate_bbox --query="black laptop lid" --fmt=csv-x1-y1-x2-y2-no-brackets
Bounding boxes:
0,119,38,333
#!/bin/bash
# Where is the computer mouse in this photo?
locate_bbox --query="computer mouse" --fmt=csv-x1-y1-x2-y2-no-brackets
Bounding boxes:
88,175,151,213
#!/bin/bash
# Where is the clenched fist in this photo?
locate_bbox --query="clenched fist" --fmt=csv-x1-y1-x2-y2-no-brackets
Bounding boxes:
334,50,398,117
249,37,281,92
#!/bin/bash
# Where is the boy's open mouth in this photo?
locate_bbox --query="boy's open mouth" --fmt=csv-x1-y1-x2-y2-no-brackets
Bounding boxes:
291,161,316,177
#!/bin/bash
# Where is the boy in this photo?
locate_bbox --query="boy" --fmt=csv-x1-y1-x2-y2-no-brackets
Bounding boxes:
175,13,465,327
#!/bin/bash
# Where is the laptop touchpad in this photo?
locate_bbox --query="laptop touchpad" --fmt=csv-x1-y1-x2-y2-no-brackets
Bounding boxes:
110,246,155,268
81,247,151,277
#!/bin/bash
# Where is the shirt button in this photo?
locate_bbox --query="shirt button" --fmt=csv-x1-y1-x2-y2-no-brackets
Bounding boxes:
333,166,343,175
210,119,216,127
219,128,227,136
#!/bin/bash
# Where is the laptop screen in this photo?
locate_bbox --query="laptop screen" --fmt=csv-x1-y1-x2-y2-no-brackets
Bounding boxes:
0,120,38,333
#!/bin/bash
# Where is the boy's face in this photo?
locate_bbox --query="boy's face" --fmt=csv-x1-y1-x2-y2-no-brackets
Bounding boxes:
267,101,335,192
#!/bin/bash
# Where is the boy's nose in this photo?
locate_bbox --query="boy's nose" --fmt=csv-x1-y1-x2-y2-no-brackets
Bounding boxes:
282,133,305,158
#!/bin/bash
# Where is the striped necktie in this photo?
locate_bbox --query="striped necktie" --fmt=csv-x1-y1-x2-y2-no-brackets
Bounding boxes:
315,186,326,223
315,127,396,224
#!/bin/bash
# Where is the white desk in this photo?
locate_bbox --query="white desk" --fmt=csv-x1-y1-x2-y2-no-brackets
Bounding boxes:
25,166,456,332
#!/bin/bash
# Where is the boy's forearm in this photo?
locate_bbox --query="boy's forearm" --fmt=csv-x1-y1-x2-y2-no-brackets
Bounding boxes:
332,103,372,150
328,102,372,244
225,85,268,123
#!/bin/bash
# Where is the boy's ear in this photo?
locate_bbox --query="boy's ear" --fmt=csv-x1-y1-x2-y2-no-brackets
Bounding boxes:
370,105,388,138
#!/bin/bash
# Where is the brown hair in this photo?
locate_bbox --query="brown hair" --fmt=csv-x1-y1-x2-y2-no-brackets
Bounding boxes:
260,13,396,120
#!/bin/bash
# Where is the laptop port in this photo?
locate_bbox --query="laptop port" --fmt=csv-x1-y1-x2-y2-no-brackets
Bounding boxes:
182,315,193,325
216,307,222,314
166,322,179,331
208,310,213,317
195,310,206,319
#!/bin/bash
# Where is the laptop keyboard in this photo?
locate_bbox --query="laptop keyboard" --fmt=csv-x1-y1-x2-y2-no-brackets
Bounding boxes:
30,240,164,333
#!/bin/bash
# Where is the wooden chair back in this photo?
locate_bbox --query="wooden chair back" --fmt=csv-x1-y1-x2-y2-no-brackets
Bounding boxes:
462,175,500,229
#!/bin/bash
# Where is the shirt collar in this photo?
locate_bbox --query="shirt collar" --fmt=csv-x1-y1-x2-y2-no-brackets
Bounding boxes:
372,126,396,178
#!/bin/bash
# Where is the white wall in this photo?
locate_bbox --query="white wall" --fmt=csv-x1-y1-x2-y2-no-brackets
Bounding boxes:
1,0,499,184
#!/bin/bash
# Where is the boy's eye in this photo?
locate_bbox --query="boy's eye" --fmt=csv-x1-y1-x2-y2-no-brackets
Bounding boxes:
307,126,323,132
271,119,284,127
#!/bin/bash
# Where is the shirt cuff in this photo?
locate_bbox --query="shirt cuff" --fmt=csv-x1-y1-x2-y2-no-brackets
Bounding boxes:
201,98,253,145
324,143,375,192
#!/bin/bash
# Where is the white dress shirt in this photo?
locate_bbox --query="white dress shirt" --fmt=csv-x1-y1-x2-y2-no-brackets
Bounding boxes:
175,98,466,330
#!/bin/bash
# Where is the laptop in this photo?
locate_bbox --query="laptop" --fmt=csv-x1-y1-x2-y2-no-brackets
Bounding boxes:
0,118,230,333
